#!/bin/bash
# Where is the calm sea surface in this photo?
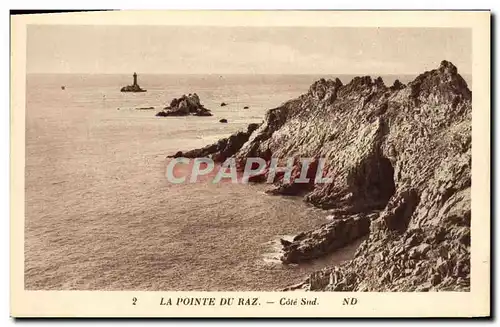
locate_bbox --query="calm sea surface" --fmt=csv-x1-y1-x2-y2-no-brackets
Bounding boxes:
24,73,429,290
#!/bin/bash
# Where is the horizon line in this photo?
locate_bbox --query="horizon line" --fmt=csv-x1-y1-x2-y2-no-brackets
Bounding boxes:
26,72,473,76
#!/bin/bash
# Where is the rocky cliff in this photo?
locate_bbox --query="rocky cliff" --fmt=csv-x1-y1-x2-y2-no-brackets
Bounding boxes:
171,61,471,291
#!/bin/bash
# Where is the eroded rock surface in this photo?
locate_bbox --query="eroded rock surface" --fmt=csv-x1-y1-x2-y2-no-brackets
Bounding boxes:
171,61,471,291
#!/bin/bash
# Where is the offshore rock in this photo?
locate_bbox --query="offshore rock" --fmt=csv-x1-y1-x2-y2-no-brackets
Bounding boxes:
173,60,471,291
156,93,213,117
120,84,146,92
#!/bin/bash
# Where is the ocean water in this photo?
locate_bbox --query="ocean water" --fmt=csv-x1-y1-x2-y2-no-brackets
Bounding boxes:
24,73,414,291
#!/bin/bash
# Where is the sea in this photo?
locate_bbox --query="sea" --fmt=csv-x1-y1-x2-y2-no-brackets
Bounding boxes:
24,73,434,291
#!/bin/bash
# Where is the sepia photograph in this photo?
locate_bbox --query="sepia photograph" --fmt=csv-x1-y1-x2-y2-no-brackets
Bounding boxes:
10,10,490,317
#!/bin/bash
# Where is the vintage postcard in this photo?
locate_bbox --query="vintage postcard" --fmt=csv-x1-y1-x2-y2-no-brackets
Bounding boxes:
10,10,490,318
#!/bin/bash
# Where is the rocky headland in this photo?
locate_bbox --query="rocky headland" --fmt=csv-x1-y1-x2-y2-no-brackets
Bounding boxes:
156,93,213,117
169,61,471,291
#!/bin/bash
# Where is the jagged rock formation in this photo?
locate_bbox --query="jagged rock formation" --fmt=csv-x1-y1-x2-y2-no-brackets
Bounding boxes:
170,61,471,291
156,94,213,117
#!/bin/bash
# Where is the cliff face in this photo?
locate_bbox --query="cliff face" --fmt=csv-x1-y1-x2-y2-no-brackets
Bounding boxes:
173,61,471,291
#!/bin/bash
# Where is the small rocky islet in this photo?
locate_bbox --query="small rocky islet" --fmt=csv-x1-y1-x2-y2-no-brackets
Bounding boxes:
154,95,249,118
155,93,213,117
168,61,472,292
120,73,254,120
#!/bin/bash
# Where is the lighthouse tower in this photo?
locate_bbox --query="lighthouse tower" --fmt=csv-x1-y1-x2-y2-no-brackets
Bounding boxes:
121,72,145,92
133,72,138,86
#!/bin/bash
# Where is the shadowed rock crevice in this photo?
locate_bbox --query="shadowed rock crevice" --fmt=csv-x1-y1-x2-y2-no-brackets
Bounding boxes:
346,154,396,211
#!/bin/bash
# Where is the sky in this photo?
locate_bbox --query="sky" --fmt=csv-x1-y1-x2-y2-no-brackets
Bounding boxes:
26,26,472,75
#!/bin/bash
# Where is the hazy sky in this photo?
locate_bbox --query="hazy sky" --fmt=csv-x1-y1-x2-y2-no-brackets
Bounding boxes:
26,26,471,75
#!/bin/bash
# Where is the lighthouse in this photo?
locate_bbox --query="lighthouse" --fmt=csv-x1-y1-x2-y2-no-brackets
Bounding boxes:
133,72,138,86
120,72,146,92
